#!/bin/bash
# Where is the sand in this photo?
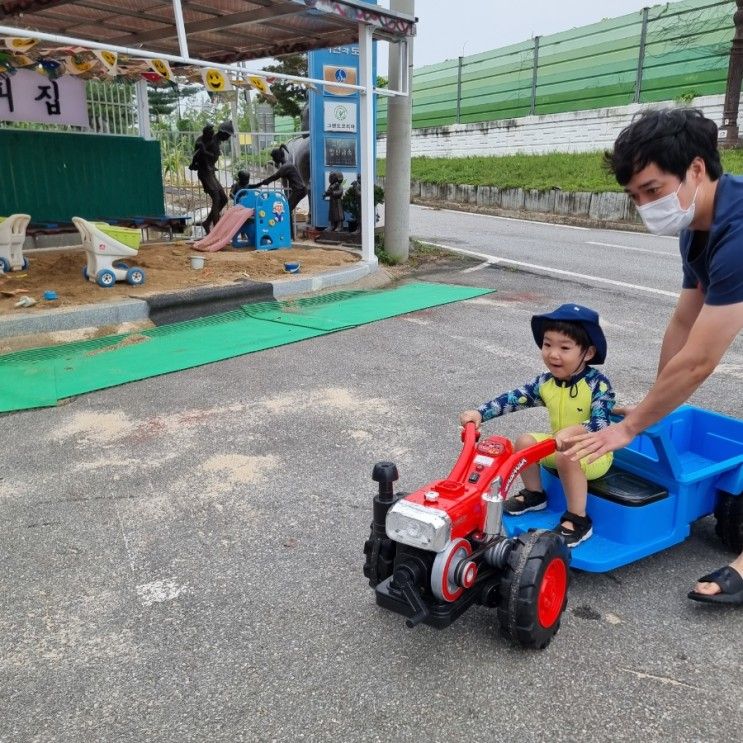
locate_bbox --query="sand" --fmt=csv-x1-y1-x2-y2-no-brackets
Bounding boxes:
0,241,360,315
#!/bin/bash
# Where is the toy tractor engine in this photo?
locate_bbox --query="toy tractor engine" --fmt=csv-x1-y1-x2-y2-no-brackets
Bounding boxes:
363,424,570,649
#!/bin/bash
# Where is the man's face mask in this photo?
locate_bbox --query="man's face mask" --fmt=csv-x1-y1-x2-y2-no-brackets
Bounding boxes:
636,179,698,236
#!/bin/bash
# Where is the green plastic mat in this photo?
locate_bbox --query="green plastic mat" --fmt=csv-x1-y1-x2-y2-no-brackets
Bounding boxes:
0,282,491,413
243,283,483,331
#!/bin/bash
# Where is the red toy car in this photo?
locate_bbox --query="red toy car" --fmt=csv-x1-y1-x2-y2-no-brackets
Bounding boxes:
364,423,570,649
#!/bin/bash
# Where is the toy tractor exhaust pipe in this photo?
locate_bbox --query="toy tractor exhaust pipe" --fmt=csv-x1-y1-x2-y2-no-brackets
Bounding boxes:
363,462,400,587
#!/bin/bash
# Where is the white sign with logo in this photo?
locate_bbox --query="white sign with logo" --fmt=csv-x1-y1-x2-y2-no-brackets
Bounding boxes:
323,101,357,133
0,69,89,127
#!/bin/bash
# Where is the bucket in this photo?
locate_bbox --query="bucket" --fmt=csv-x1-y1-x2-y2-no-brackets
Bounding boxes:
190,255,205,270
284,261,300,274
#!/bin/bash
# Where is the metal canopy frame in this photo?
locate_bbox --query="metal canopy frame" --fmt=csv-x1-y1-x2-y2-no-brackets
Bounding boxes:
0,0,416,264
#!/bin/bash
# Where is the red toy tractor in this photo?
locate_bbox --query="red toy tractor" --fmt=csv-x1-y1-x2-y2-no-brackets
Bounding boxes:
363,423,570,649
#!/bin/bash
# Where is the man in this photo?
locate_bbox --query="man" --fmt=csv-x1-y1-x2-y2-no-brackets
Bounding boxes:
255,145,308,239
565,108,743,604
191,121,234,234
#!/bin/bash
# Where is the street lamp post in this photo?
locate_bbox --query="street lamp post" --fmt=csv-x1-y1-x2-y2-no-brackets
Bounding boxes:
721,0,743,147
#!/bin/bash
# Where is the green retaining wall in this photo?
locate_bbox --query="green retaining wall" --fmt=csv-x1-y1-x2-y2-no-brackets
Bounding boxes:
377,0,734,132
0,129,164,223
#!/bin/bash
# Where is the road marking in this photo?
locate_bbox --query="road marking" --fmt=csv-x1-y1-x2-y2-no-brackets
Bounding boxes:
586,240,678,257
412,204,589,230
419,241,680,299
460,261,492,273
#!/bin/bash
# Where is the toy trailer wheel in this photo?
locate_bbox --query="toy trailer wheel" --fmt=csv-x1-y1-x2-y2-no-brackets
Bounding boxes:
497,530,570,649
96,268,117,288
126,267,145,286
714,492,743,553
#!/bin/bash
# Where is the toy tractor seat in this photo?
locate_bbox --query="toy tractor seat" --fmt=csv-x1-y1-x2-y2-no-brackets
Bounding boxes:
544,466,669,506
0,213,31,272
72,216,146,288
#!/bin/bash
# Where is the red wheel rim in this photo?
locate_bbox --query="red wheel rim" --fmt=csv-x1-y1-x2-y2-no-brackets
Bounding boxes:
537,558,567,628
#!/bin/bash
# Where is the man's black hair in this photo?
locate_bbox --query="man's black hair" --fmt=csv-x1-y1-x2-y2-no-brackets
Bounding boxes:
605,108,722,185
541,320,593,352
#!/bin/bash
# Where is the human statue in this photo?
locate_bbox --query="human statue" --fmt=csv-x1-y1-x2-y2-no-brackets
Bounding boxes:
323,172,345,231
345,174,362,233
190,120,234,234
255,144,308,239
230,170,256,202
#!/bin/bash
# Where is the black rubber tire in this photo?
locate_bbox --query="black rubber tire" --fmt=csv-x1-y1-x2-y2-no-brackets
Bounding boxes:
714,492,743,553
497,530,570,649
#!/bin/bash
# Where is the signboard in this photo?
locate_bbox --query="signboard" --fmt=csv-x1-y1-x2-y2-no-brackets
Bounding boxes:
322,65,358,97
323,101,357,133
0,69,89,127
324,137,357,167
308,8,377,229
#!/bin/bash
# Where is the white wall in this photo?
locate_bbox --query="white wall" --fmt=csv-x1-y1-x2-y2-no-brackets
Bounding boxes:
377,95,728,158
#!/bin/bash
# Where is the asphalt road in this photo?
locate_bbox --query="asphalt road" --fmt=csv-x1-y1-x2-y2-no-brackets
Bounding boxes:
2,209,742,743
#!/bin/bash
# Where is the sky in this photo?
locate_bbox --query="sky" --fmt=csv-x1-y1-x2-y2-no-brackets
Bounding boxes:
376,0,689,70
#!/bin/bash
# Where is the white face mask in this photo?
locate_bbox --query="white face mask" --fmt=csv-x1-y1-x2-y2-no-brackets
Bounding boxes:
636,181,698,236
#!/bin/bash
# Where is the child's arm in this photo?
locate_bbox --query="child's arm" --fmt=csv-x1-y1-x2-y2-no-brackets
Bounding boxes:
477,374,547,423
584,371,616,432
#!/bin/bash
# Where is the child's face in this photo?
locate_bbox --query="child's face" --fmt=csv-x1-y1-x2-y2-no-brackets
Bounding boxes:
541,330,594,380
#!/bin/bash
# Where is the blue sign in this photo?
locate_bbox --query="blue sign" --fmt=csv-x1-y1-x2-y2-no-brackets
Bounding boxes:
308,6,377,229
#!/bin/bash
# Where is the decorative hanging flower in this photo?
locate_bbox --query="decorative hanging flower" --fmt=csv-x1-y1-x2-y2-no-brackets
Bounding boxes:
37,58,63,79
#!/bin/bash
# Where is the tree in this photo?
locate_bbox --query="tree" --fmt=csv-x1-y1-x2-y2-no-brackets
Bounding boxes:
260,53,308,118
147,83,201,123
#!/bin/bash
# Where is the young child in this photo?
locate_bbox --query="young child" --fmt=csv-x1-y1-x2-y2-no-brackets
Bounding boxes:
459,304,615,547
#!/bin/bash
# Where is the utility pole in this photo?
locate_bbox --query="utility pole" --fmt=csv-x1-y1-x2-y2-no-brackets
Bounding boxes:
721,0,743,146
383,0,414,262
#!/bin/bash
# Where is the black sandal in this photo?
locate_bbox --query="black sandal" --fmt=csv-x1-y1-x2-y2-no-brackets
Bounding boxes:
552,510,593,548
688,565,743,605
503,488,547,515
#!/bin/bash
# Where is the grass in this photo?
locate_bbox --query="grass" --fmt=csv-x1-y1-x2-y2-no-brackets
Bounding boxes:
377,148,743,192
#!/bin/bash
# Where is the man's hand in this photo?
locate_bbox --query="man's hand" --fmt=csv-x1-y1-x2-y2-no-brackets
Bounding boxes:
459,410,483,431
562,421,635,463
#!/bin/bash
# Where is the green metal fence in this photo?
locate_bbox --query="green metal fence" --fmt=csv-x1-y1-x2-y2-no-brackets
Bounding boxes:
377,0,735,132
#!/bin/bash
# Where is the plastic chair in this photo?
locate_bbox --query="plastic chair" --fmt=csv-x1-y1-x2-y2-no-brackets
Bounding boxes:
0,214,31,272
72,216,146,288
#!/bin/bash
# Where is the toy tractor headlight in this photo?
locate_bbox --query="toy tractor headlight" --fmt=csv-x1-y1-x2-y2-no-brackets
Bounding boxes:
385,500,452,552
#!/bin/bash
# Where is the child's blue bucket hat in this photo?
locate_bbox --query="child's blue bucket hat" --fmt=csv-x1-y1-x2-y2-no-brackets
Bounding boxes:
531,304,607,364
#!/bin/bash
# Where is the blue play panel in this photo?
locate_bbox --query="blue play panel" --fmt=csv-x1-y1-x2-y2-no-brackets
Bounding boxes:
503,405,743,572
232,189,292,250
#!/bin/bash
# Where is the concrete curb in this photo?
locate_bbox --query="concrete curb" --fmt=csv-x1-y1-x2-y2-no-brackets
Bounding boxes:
0,298,150,339
272,261,373,299
0,261,377,339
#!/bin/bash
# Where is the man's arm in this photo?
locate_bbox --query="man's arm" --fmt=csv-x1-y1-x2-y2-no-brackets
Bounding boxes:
657,287,705,374
564,301,743,461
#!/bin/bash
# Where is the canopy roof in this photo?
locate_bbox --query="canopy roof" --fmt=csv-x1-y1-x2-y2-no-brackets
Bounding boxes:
0,0,416,64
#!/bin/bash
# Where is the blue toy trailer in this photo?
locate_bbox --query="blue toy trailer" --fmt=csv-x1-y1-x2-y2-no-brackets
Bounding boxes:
232,189,292,250
504,405,743,572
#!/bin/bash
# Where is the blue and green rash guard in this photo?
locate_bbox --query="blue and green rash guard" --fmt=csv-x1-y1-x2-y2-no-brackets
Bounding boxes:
477,366,616,433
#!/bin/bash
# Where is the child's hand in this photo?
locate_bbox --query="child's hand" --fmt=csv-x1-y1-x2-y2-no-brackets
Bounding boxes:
555,424,585,451
459,410,483,430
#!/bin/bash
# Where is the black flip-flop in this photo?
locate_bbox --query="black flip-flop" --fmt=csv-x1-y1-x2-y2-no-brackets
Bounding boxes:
687,565,743,605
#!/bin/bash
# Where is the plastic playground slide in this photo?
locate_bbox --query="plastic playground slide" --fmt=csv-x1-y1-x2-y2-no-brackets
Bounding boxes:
193,205,254,252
